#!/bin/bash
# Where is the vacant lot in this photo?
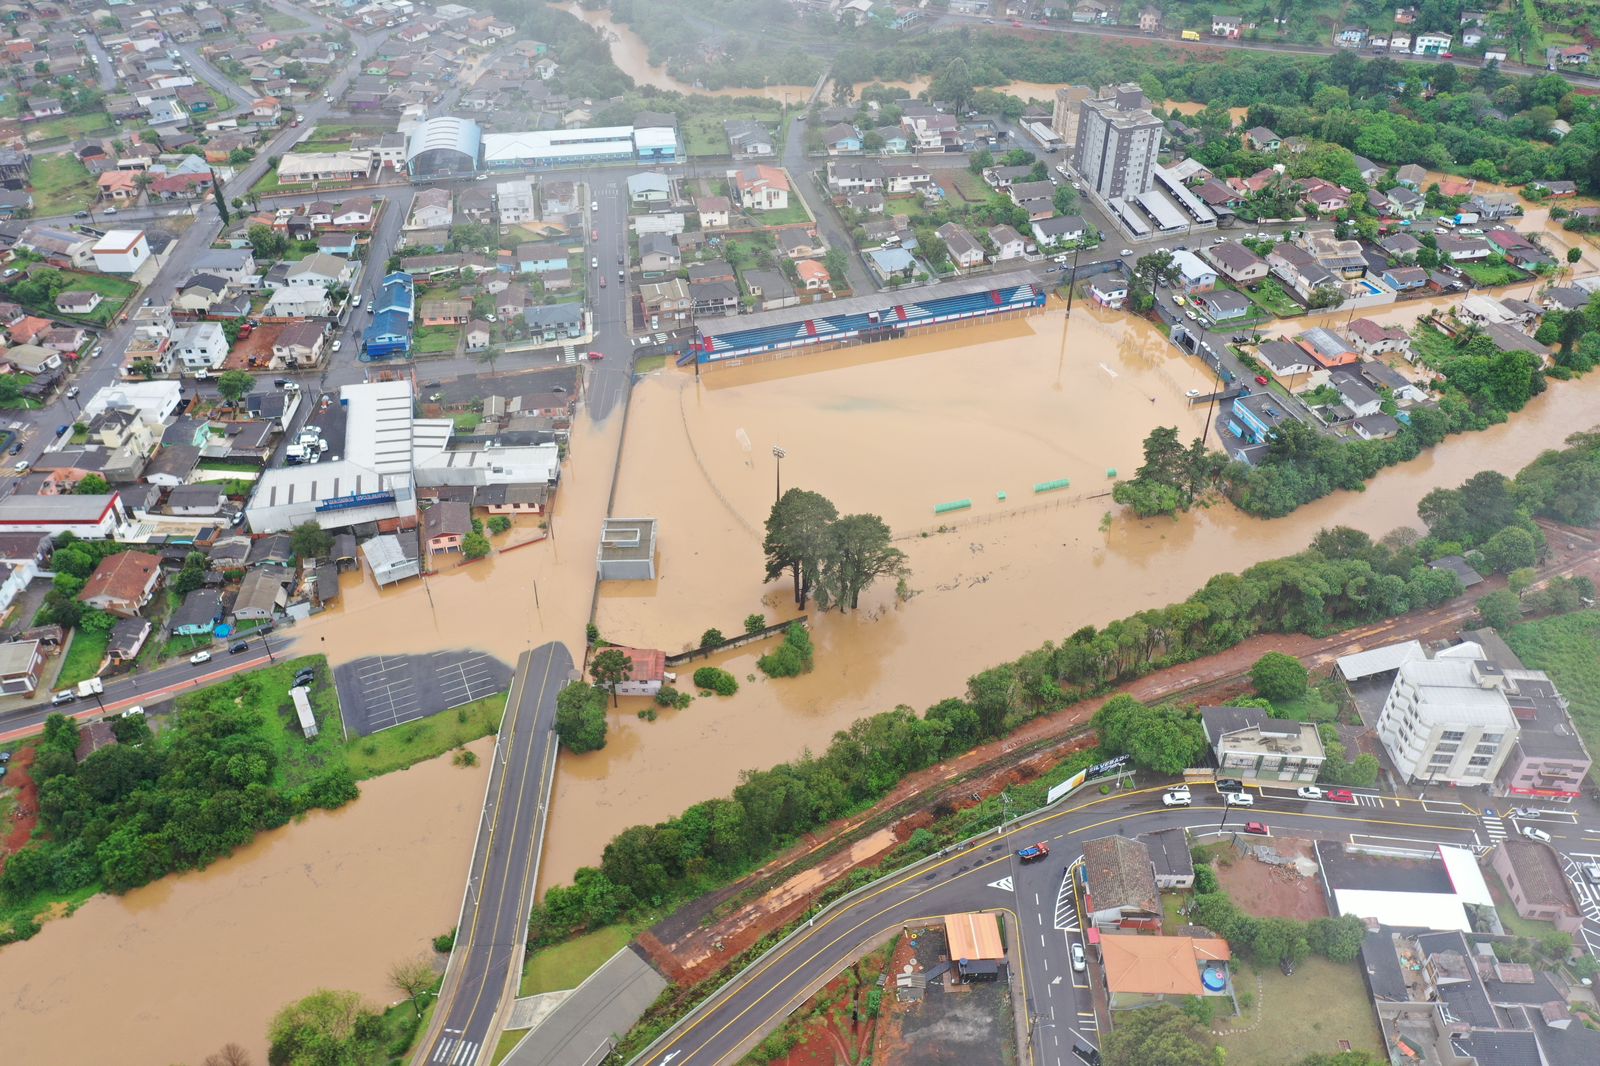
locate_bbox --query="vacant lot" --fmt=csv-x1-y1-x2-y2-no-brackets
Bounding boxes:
1507,609,1600,786
520,923,639,996
1210,839,1328,921
1217,956,1383,1063
415,325,460,354
28,154,97,216
874,928,1009,1066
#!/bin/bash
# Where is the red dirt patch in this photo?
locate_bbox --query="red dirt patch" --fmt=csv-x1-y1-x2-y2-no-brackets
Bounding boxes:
0,744,40,874
768,942,893,1066
1211,838,1328,922
221,322,286,371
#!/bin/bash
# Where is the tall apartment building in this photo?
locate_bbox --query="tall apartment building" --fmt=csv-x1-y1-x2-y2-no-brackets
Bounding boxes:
1050,85,1093,145
1073,88,1164,202
1375,657,1519,786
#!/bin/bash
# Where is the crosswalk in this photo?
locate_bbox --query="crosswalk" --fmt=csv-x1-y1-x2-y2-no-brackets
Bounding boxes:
1351,792,1384,808
1076,1009,1100,1035
1481,811,1508,844
1054,867,1080,932
432,1031,481,1066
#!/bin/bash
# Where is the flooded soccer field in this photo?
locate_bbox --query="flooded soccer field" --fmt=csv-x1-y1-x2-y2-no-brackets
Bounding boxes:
538,304,1600,885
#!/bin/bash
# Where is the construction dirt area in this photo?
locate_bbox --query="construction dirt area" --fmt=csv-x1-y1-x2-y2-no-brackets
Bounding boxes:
768,938,896,1066
1210,837,1330,922
874,927,1013,1066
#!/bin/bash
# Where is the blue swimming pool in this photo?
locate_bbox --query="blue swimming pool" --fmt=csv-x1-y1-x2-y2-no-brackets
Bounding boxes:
1356,280,1383,295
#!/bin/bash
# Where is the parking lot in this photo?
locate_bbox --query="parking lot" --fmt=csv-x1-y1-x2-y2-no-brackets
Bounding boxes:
334,650,513,737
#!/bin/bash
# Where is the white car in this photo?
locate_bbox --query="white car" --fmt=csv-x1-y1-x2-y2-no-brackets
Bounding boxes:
1162,790,1192,807
591,257,599,269
1224,792,1255,807
331,339,343,352
1583,862,1600,886
1185,388,1201,397
590,200,599,211
189,650,212,665
1118,248,1133,256
1296,786,1324,800
1520,826,1551,843
120,705,145,718
282,382,300,392
1070,942,1086,972
352,293,362,307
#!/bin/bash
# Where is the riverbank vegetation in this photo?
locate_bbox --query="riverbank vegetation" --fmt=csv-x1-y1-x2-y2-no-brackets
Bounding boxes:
1507,609,1600,785
526,436,1600,948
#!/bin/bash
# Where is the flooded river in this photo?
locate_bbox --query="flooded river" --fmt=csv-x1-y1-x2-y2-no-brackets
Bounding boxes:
539,304,1600,886
0,740,493,1065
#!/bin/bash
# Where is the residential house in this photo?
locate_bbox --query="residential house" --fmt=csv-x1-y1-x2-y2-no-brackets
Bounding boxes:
1297,178,1350,213
1385,186,1426,217
1203,241,1268,284
407,188,453,230
1255,339,1325,386
1268,243,1336,301
724,120,774,158
638,233,679,273
271,321,326,369
1558,44,1592,66
690,280,740,317
826,160,884,195
777,229,823,259
1346,318,1411,357
823,123,862,155
794,259,831,293
743,269,798,311
521,303,585,341
1436,234,1492,261
1201,704,1325,782
988,224,1026,261
516,242,570,274
232,568,286,622
1395,163,1426,190
420,296,470,326
1192,290,1250,321
286,253,356,289
627,172,671,205
846,192,885,215
1089,277,1128,309
1031,214,1087,248
1081,835,1161,931
732,165,790,211
1169,249,1218,293
1212,16,1241,38
464,321,491,352
55,290,103,317
264,287,332,319
421,501,472,555
639,278,692,323
0,639,44,696
172,321,228,372
1244,126,1280,152
1413,31,1452,55
78,549,161,618
696,196,731,228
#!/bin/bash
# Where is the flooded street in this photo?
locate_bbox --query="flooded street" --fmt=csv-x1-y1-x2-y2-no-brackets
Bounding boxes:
539,304,1600,886
0,741,493,1066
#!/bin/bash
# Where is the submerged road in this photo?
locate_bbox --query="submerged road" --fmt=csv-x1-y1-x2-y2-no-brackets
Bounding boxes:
417,641,575,1066
632,782,1600,1066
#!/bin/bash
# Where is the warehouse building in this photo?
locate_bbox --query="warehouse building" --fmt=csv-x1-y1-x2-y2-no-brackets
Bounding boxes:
406,116,482,180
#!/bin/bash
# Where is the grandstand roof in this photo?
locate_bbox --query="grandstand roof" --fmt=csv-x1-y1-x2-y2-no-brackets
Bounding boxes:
405,116,482,167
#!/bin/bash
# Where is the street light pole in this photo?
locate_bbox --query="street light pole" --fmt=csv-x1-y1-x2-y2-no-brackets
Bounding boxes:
772,444,786,504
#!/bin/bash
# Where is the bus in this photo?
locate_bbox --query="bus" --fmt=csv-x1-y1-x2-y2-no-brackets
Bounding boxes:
1181,30,1201,41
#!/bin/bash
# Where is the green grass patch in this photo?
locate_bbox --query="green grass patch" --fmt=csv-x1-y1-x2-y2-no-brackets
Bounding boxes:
193,657,349,791
451,412,482,431
1455,256,1526,287
490,1029,528,1066
415,325,460,354
1506,610,1600,787
681,106,782,158
1214,955,1383,1063
55,628,109,688
196,459,264,473
635,354,667,374
1270,690,1341,723
747,200,811,226
343,693,507,780
1160,890,1190,929
1244,277,1305,319
1487,869,1559,937
885,198,921,217
263,10,306,30
26,154,97,216
520,923,640,996
24,112,113,145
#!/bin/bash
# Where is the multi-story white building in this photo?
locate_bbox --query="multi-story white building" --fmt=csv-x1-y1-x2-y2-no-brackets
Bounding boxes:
172,321,228,372
495,179,537,224
1375,657,1519,786
1073,87,1164,202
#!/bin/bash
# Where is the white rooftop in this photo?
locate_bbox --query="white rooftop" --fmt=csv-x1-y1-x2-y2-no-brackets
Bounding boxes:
1337,640,1426,681
341,380,415,478
1398,658,1518,727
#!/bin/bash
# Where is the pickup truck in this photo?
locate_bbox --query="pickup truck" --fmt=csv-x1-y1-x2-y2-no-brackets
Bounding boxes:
1016,842,1051,864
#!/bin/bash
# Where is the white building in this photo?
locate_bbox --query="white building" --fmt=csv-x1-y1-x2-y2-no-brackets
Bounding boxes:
264,287,332,318
82,380,182,425
1375,656,1520,786
1073,90,1163,202
172,321,228,371
495,179,537,224
91,229,152,274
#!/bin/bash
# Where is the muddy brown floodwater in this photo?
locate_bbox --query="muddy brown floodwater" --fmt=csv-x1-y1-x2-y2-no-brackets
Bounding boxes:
0,740,493,1066
538,304,1600,887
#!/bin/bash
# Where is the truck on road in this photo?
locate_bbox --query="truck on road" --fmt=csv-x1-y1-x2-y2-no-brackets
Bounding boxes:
1016,842,1051,864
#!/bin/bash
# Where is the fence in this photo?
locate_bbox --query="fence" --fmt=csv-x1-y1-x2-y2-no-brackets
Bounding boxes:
893,487,1114,541
664,616,809,667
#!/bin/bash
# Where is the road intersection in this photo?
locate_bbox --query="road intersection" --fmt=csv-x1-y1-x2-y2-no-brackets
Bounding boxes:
632,779,1600,1066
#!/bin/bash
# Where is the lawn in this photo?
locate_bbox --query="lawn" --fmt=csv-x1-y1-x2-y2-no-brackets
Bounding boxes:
415,325,460,354
490,1029,528,1066
24,111,113,144
748,199,811,226
1270,690,1341,723
1487,869,1560,937
885,198,921,217
682,107,782,158
451,412,482,431
1455,256,1526,287
196,459,265,473
27,154,97,216
1214,956,1383,1063
1244,277,1305,319
635,353,668,374
1506,610,1600,787
202,656,351,791
520,923,640,996
55,627,109,689
343,693,507,780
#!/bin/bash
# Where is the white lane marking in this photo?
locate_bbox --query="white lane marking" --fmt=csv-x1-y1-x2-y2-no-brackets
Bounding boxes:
988,875,1014,892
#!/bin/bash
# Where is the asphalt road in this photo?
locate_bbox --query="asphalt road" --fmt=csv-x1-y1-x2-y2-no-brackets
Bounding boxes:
634,780,1600,1066
0,626,291,742
418,641,575,1066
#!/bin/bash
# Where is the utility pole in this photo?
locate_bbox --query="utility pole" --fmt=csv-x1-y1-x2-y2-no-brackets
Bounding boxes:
772,444,786,504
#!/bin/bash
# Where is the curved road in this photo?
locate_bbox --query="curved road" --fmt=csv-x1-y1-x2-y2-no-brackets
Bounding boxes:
635,780,1600,1066
418,642,574,1066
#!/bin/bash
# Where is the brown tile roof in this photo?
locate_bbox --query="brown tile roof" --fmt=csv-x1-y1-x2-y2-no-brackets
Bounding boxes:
1082,835,1159,916
78,550,159,611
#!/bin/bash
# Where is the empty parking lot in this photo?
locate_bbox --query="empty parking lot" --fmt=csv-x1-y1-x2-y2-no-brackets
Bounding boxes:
335,650,514,737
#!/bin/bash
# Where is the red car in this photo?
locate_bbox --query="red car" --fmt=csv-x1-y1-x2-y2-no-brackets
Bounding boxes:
1254,375,1269,386
587,351,604,360
599,276,606,288
1441,52,1454,59
591,228,599,241
1327,788,1355,803
1011,19,1024,26
1243,822,1269,835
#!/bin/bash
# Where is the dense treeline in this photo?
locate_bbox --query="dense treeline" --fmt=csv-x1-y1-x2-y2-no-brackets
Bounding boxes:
605,0,824,90
480,0,635,99
835,33,1600,191
0,687,357,905
527,437,1600,946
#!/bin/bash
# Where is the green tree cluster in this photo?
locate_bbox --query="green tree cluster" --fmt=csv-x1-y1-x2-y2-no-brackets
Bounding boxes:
757,623,815,678
1250,651,1308,702
1091,695,1210,776
554,682,608,753
692,666,739,695
764,489,906,612
1189,853,1367,967
1,684,357,902
1113,426,1222,517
